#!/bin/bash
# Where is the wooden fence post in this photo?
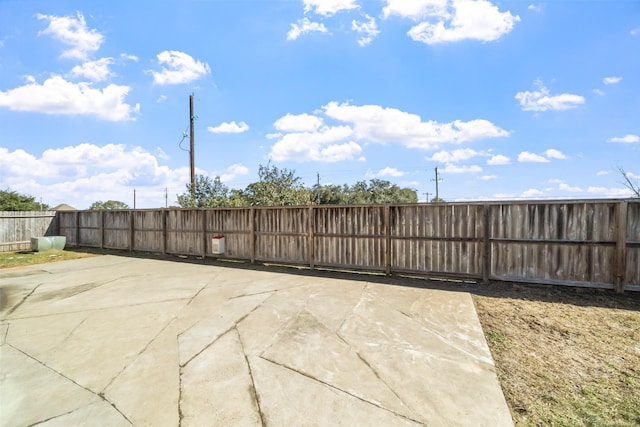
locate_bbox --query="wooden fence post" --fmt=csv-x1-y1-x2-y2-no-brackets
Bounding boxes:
202,209,207,259
129,210,134,251
75,211,80,248
250,208,256,264
483,204,491,284
384,205,391,276
308,206,315,270
615,200,628,293
100,211,105,249
162,209,168,255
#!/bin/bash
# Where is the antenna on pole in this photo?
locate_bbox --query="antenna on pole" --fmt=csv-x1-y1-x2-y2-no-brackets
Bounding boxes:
189,94,195,199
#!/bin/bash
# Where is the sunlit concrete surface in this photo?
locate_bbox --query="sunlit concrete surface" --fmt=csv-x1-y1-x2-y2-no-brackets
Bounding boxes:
0,255,512,426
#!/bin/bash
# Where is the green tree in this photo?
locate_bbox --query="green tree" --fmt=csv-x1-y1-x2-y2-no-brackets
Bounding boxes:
314,180,418,205
89,200,130,210
243,162,311,206
0,189,49,211
177,175,230,208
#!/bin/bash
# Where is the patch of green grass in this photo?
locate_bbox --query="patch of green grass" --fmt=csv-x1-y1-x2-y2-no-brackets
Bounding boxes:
0,250,95,269
485,329,510,349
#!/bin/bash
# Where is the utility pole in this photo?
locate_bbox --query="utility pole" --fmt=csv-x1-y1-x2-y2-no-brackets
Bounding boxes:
165,187,168,208
189,94,195,199
423,192,432,203
316,173,320,205
431,167,443,202
133,189,136,210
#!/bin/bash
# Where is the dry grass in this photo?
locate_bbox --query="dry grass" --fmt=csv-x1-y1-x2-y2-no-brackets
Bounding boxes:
0,249,95,269
473,285,640,426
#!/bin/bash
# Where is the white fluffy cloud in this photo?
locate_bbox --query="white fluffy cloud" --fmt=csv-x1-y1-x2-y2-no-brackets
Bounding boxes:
603,76,622,85
520,188,545,198
544,149,567,159
207,121,250,134
384,0,519,44
427,148,481,162
287,18,329,40
303,0,359,16
515,80,585,112
322,101,509,148
382,0,449,19
0,144,188,208
269,101,509,162
151,51,211,85
37,12,103,60
487,154,510,165
0,75,139,121
608,134,639,144
370,167,406,178
518,151,549,163
274,113,323,132
352,14,380,46
442,163,482,173
219,163,249,182
70,57,114,82
269,124,360,162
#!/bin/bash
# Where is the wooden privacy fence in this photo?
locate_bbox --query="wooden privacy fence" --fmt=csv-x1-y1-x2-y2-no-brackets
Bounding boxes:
0,211,58,252
57,199,640,292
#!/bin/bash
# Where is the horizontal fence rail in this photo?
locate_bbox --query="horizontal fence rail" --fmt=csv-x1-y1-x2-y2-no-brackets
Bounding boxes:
55,200,640,292
0,211,58,252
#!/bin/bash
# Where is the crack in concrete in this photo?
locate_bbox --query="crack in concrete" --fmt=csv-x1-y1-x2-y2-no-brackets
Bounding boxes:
235,327,265,427
355,351,421,422
258,356,425,426
54,317,88,350
1,322,9,345
229,289,277,300
8,343,133,426
336,283,368,335
180,293,271,368
101,317,179,395
5,283,42,316
178,365,184,427
26,408,78,427
4,297,193,321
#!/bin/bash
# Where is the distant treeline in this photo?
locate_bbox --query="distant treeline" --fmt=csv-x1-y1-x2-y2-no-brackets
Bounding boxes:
177,163,419,208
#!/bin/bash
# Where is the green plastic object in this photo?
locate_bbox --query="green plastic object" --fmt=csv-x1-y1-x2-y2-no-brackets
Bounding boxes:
31,236,66,252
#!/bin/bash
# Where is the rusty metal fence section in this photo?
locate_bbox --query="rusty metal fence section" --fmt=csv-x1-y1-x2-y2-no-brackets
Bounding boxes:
53,199,640,292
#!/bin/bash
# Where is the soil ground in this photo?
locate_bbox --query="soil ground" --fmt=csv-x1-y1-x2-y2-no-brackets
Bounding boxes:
472,283,640,426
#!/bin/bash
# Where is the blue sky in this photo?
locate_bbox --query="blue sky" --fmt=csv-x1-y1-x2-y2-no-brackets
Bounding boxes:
0,0,638,209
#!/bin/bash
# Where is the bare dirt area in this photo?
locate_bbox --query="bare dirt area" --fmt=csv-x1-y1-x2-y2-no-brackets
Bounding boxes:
472,283,640,426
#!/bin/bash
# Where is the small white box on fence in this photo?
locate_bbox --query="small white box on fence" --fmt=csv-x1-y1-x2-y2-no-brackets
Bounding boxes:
211,235,225,254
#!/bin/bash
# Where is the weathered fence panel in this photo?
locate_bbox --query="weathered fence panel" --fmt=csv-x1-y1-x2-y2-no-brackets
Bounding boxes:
314,206,386,270
78,211,102,248
206,209,252,259
0,211,58,252
255,207,309,264
133,210,164,252
626,202,640,286
489,202,619,288
390,204,484,277
104,211,130,249
52,199,640,292
166,209,203,256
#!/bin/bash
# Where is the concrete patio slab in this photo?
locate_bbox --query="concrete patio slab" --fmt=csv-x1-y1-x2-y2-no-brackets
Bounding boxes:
0,255,512,426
